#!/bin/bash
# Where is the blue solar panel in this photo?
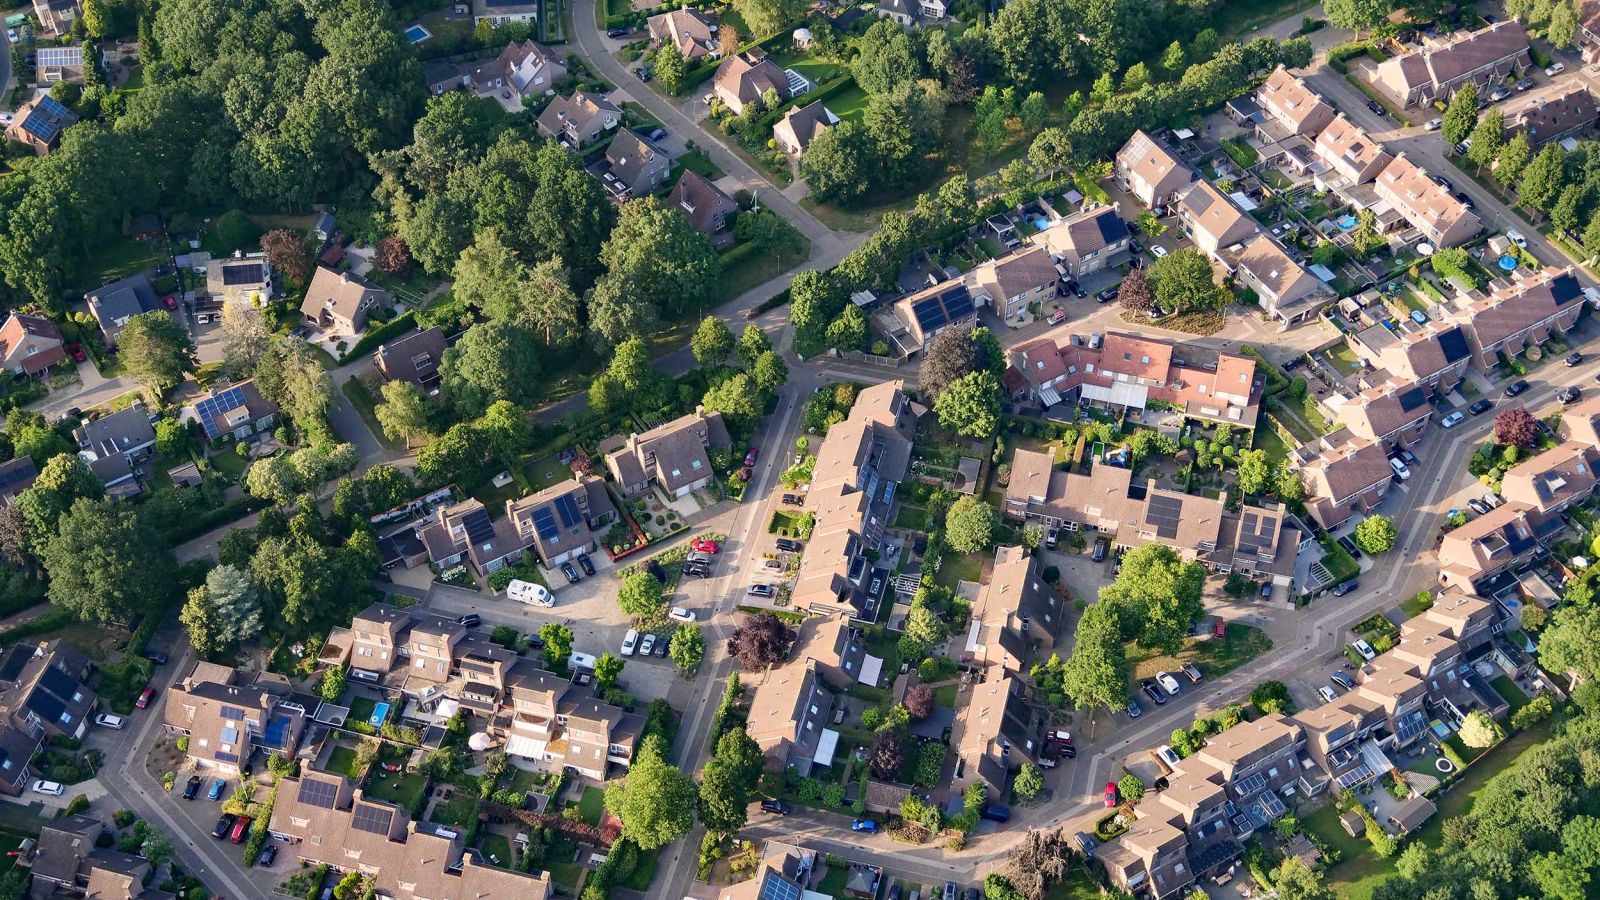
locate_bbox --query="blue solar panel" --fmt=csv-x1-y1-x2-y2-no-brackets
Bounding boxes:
261,716,291,750
37,96,68,118
195,386,249,438
943,286,974,319
555,493,581,528
22,109,58,143
220,705,246,721
912,297,946,330
531,506,559,541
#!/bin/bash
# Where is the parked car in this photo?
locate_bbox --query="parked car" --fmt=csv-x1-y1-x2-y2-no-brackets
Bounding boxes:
1067,280,1087,298
1126,699,1142,718
508,580,555,607
1338,534,1363,559
1154,745,1181,770
1546,62,1566,76
775,538,804,553
1468,498,1492,516
183,775,203,800
1507,228,1529,247
456,614,481,629
782,493,805,506
1353,639,1376,660
1390,458,1412,480
1569,352,1585,367
1432,174,1453,190
66,344,86,362
570,652,597,670
1483,491,1504,508
634,67,651,81
1140,680,1167,705
1092,540,1108,562
258,843,278,867
136,687,156,709
94,713,125,729
646,127,667,142
669,607,697,623
653,636,669,658
1181,663,1202,683
760,798,792,815
1489,86,1512,101
1096,287,1118,303
1260,581,1274,599
943,883,956,900
1506,379,1530,396
1104,782,1120,807
209,777,226,801
211,815,236,840
1318,685,1338,703
229,816,251,843
1560,386,1582,404
692,540,720,554
1367,99,1386,115
638,634,656,656
1150,245,1169,258
143,650,169,666
1331,671,1354,690
1047,309,1068,325
606,26,630,36
981,804,1011,822
1469,398,1493,416
1439,411,1465,429
1155,671,1181,695
1517,77,1536,90
1425,117,1443,130
747,583,774,597
621,629,639,656
851,819,878,833
744,447,759,468
687,551,714,566
30,780,62,796
1455,191,1475,208
576,554,596,577
681,563,709,578
560,561,581,584
1074,833,1099,856
1332,579,1360,597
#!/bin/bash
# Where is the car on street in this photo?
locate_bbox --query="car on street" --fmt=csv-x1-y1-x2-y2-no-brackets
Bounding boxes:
1547,62,1566,76
606,26,630,36
1354,639,1376,660
1333,579,1360,597
183,775,203,800
95,713,124,729
560,561,581,583
1367,99,1386,115
1047,309,1068,325
621,629,639,656
1507,228,1529,247
1096,287,1118,303
144,650,169,665
1568,352,1585,367
1506,379,1530,396
681,563,709,578
230,816,251,843
1489,86,1512,101
634,67,651,81
1455,191,1475,208
1390,458,1412,480
744,447,759,468
456,614,481,629
1517,77,1536,90
1140,680,1167,705
760,798,792,815
1331,671,1354,690
775,538,804,552
1181,663,1202,683
1431,174,1453,190
1560,386,1582,405
1150,244,1169,258
1104,782,1120,807
1469,398,1493,416
209,777,226,800
669,607,697,623
851,819,878,833
576,553,596,577
1425,117,1443,130
1155,671,1181,695
943,883,956,900
638,634,656,656
211,815,236,839
1439,411,1465,429
136,687,156,709
31,780,62,796
1126,698,1142,718
508,580,555,606
259,843,278,867
781,493,805,506
1318,685,1338,703
692,540,719,554
747,583,774,597
981,804,1011,822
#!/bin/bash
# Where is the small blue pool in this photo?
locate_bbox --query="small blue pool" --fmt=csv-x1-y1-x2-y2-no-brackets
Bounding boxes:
1431,719,1452,739
1336,214,1358,231
403,24,432,44
370,701,390,728
1498,255,1518,272
1031,216,1050,231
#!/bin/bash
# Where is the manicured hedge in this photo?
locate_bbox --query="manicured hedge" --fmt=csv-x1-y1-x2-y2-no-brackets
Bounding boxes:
339,311,417,363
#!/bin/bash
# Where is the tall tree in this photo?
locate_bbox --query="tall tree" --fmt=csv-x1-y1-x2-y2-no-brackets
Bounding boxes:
854,21,923,95
1149,247,1224,312
219,303,274,379
691,316,735,367
1442,83,1480,147
920,328,981,401
1323,0,1389,30
945,495,996,554
596,197,719,320
118,311,196,395
375,380,432,447
1496,131,1533,184
1467,111,1505,168
800,121,875,205
261,229,312,286
934,370,1000,437
1354,514,1397,554
1520,143,1568,211
43,498,171,624
727,613,793,670
1273,858,1334,900
440,322,543,414
730,0,804,37
180,564,263,656
617,570,666,618
737,324,772,367
1548,0,1580,47
604,735,698,849
16,454,103,552
1062,603,1130,712
1100,544,1205,654
1118,268,1155,313
653,40,686,95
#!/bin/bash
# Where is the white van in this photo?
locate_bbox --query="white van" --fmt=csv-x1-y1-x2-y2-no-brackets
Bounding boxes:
507,579,555,607
569,651,597,670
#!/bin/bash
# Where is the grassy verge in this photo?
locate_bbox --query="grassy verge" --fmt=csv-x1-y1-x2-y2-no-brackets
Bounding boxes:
340,376,404,452
1128,623,1272,681
714,234,812,303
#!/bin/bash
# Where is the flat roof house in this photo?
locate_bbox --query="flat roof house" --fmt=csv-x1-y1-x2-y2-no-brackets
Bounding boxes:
1332,379,1435,448
666,171,740,249
163,662,305,775
31,0,78,37
605,409,731,499
712,50,791,116
86,273,161,347
0,313,67,376
472,0,538,24
1115,130,1195,210
1374,21,1531,108
300,266,385,338
773,100,839,157
1034,204,1132,279
205,253,273,306
1371,153,1482,247
1450,267,1585,369
373,326,448,389
1174,181,1258,257
1292,431,1395,529
536,91,622,149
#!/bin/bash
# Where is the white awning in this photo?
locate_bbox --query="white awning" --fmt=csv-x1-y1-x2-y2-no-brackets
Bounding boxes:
1037,386,1063,407
435,698,461,719
859,654,884,688
812,729,841,766
505,734,548,760
1080,381,1149,409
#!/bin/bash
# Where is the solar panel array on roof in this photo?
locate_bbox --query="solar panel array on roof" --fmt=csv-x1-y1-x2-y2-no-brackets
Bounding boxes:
1551,272,1581,305
215,751,239,764
22,108,61,143
531,506,559,541
462,508,495,545
297,777,338,809
758,872,802,900
25,691,65,726
1146,494,1182,540
555,493,581,528
1095,210,1131,244
36,47,79,65
261,716,292,750
1436,327,1470,363
1236,510,1279,557
1396,386,1429,412
351,802,395,836
910,284,973,333
37,96,69,119
38,666,79,703
0,647,30,683
220,705,246,721
194,386,250,439
221,263,266,286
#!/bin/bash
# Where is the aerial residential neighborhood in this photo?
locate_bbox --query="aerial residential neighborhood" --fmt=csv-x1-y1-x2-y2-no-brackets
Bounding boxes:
5,0,1600,898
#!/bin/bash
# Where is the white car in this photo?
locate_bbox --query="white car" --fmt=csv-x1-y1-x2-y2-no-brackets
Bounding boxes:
1390,458,1412,481
1353,639,1377,661
1155,671,1181,695
621,629,639,656
1318,686,1338,704
1150,245,1169,258
506,579,555,607
1153,745,1181,771
94,713,125,730
30,780,63,797
1546,62,1566,76
1506,229,1529,248
1439,411,1465,429
1425,117,1443,131
638,633,657,656
668,607,697,623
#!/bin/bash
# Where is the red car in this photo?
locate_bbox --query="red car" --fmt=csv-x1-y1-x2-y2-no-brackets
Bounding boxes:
135,687,156,709
162,295,177,309
65,344,86,363
743,447,759,467
229,816,251,843
1104,782,1119,808
691,540,719,554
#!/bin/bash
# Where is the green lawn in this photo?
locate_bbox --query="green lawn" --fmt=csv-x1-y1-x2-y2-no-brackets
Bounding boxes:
622,846,659,890
85,236,162,287
1040,872,1106,900
1400,591,1435,618
778,58,841,85
933,551,984,590
1215,0,1318,39
1327,343,1364,376
1490,675,1529,713
932,684,959,708
714,233,811,303
675,147,722,180
827,82,870,124
1252,422,1291,467
0,832,24,874
363,771,426,811
430,787,481,828
1128,624,1273,681
521,454,573,492
341,377,404,452
477,833,513,869
348,696,380,725
1318,536,1361,585
577,786,605,826
817,865,850,900
326,746,362,779
207,448,249,483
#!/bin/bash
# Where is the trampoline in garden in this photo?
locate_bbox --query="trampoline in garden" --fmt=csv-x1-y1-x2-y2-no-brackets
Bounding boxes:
1336,214,1359,230
1499,255,1519,272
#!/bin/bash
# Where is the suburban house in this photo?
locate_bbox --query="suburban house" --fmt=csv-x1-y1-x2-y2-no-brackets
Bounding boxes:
604,409,731,498
773,100,839,156
205,253,273,306
949,676,1041,800
787,382,919,624
1115,130,1195,210
646,8,719,61
1003,450,1231,562
7,96,75,155
0,457,39,506
374,326,448,389
1370,153,1482,247
496,659,642,778
425,40,566,102
1373,21,1532,109
86,273,162,347
1499,82,1600,147
30,815,168,899
505,476,616,568
966,246,1061,322
31,0,78,36
1581,0,1600,62
712,50,792,115
1500,441,1600,517
744,655,836,775
418,497,528,576
1255,66,1336,138
666,171,740,248
603,130,671,198
1291,431,1395,529
1174,180,1259,256
1228,234,1333,326
889,279,981,353
0,640,95,745
962,546,1060,676
163,662,306,775
0,313,67,375
1331,379,1435,447
875,0,945,26
1034,203,1132,278
1449,267,1585,369
35,46,84,83
300,266,386,338
268,769,556,900
1005,331,1262,427
471,0,538,25
1213,502,1302,589
715,842,818,900
1437,502,1548,591
1346,320,1472,392
1310,115,1394,186
536,90,622,148
74,405,157,494
1561,394,1600,447
181,380,279,445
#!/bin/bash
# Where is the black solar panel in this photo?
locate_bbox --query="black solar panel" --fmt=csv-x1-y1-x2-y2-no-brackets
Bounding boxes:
1397,387,1428,412
221,264,265,286
22,108,59,142
1436,327,1470,363
555,493,581,528
194,386,250,439
351,803,394,836
1096,211,1131,244
0,648,30,683
25,691,65,725
1551,272,1581,305
912,297,947,331
462,509,495,545
943,286,974,320
220,705,246,721
37,666,78,702
37,96,69,119
297,778,338,809
1146,495,1182,540
758,872,802,900
531,506,559,541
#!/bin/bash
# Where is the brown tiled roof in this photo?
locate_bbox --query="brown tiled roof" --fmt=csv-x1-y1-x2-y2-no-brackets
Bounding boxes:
667,170,739,237
0,313,65,375
1257,66,1334,134
1500,82,1600,146
1501,442,1600,513
1300,435,1392,504
374,327,447,385
1379,21,1530,89
301,266,385,324
1312,115,1393,181
1236,234,1320,305
773,100,838,153
970,246,1059,302
1373,153,1480,240
714,51,790,110
1335,379,1433,441
1176,180,1256,247
1115,130,1191,197
1455,266,1583,348
647,7,717,59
